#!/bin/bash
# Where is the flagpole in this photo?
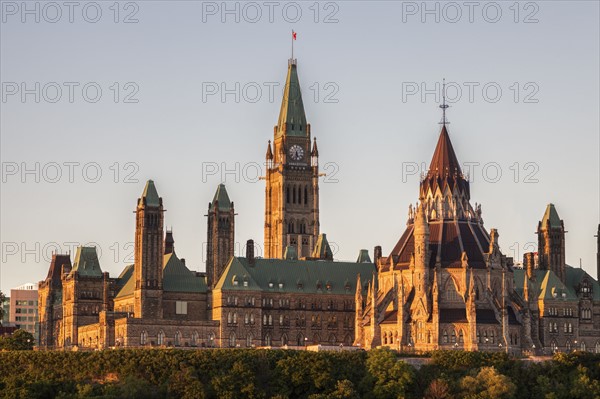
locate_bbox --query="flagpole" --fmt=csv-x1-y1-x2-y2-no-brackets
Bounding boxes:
291,29,294,60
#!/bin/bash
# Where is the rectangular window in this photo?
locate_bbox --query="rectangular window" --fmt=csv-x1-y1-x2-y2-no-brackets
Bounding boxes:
175,301,188,315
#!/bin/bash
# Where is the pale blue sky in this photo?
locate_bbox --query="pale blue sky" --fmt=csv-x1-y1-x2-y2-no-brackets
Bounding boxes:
1,1,599,292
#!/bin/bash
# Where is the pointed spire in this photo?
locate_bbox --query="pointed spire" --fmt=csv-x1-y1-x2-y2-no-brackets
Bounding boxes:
276,60,307,137
141,180,160,207
311,137,319,157
355,274,363,301
266,140,274,160
428,125,462,176
211,184,232,211
540,203,562,230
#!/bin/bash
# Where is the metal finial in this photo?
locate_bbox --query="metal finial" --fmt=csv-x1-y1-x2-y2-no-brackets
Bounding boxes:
439,78,450,125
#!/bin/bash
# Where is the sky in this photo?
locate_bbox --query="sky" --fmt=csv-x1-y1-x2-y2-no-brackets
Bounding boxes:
1,1,599,293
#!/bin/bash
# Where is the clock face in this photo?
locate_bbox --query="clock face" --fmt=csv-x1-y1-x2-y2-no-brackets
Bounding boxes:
289,145,304,161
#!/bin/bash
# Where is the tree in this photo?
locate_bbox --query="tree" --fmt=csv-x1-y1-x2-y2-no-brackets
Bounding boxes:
0,329,35,350
424,379,451,399
362,348,415,399
459,366,516,399
0,291,5,324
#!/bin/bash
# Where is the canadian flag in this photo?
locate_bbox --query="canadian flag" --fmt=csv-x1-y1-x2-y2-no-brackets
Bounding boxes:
292,30,297,40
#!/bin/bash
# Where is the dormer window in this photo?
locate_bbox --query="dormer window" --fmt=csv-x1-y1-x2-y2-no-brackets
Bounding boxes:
278,283,284,289
268,282,274,288
243,281,248,287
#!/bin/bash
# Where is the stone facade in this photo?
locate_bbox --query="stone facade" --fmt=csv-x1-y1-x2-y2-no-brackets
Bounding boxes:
37,57,600,355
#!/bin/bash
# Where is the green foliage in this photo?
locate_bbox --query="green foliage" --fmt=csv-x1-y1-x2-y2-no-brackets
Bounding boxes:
361,348,415,399
0,329,35,350
0,349,597,399
458,366,516,399
0,291,5,323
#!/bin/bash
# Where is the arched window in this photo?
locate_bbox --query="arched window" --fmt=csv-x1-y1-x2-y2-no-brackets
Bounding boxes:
298,187,302,204
140,331,148,346
490,330,495,344
451,330,456,343
329,334,336,345
286,187,290,203
297,333,304,347
281,334,288,346
174,331,181,346
459,330,464,343
550,340,558,352
566,340,571,351
191,331,198,346
595,341,600,354
477,330,481,343
581,341,586,351
264,333,272,346
233,313,237,324
227,312,232,324
383,333,388,345
246,333,253,347
304,186,308,205
443,330,448,343
293,185,296,203
208,332,215,347
158,331,165,346
229,332,236,347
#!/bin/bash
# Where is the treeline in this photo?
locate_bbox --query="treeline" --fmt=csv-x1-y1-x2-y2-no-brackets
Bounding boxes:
0,348,599,399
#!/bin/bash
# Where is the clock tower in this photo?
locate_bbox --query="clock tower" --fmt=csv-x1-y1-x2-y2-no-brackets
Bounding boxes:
264,58,320,259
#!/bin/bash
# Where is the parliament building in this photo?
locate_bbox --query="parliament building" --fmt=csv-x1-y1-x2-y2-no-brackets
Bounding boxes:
38,58,600,354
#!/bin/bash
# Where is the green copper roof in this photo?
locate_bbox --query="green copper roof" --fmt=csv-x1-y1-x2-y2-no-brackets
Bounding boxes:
357,249,372,263
513,268,578,302
141,180,160,207
70,247,103,278
211,184,232,211
312,234,333,260
284,246,298,260
116,265,134,289
115,270,135,298
214,257,375,295
541,203,562,230
115,253,208,298
163,252,208,293
276,61,307,137
564,265,600,301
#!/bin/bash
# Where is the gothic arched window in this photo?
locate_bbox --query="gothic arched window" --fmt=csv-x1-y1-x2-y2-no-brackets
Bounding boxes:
304,186,308,205
140,331,147,346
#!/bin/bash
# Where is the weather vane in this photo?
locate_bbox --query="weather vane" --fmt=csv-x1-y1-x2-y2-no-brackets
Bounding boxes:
439,78,450,125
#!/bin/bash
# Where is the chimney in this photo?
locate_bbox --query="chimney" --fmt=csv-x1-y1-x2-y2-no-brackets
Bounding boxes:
524,252,535,281
374,246,382,266
180,258,186,266
246,239,255,264
164,230,174,255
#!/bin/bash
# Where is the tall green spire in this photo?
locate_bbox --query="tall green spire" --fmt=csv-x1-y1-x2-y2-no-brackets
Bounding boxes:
141,180,160,207
276,60,307,137
541,203,562,229
211,184,232,210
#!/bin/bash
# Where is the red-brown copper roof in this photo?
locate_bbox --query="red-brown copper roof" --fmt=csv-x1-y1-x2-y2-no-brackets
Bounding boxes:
420,125,470,200
382,220,490,271
429,125,461,176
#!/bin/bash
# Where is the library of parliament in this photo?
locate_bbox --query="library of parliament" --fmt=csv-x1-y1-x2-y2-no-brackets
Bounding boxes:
38,57,600,354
